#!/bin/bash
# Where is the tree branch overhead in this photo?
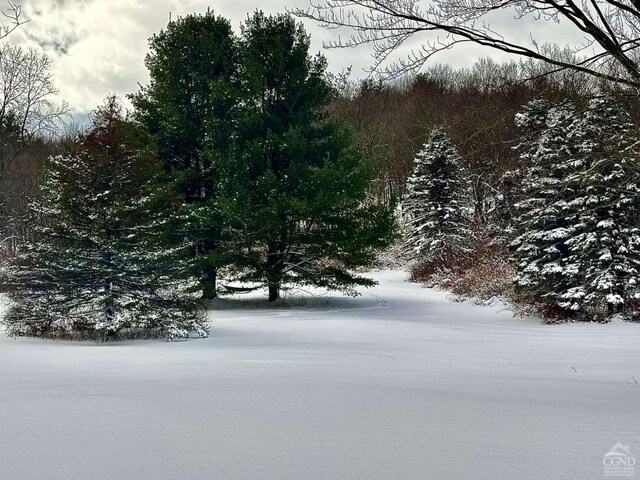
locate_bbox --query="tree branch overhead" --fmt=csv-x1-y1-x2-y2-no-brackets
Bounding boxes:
293,0,640,89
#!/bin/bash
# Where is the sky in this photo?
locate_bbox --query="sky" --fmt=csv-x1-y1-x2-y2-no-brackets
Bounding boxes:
3,0,583,117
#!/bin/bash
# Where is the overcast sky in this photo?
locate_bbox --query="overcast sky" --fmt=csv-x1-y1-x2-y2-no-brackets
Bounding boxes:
4,0,581,117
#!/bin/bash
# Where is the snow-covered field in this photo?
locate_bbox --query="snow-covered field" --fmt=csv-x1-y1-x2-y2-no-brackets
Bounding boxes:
1,270,639,480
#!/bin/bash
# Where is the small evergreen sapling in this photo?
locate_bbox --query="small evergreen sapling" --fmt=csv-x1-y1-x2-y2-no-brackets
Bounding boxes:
2,97,208,339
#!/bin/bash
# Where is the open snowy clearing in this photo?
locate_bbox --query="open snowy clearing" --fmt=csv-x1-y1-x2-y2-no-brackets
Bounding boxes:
0,270,639,480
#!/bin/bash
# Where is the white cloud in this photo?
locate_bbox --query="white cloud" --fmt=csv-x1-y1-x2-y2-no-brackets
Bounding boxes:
6,0,353,114
3,0,584,116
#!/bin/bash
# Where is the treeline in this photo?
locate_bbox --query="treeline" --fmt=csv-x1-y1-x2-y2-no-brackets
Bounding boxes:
330,57,625,208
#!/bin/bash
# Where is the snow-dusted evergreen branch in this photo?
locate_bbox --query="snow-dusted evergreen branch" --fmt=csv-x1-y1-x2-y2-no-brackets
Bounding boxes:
512,96,640,320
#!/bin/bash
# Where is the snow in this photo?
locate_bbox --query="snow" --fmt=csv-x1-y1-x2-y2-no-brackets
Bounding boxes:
1,269,639,480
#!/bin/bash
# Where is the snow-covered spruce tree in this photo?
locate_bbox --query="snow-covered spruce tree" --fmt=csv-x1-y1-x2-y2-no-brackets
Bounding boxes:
402,128,473,265
2,97,208,340
511,97,640,320
511,100,584,315
561,97,640,318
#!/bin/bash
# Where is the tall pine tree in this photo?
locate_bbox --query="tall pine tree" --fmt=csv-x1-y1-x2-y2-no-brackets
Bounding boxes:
218,12,396,301
562,97,640,317
129,12,237,298
2,97,208,339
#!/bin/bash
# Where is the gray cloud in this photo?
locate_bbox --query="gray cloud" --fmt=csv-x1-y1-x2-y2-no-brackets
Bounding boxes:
4,1,583,116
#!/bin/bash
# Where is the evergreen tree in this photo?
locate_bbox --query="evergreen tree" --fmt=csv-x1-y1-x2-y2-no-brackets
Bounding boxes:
219,12,396,301
491,168,523,234
402,128,473,265
2,97,208,340
512,97,640,320
511,100,582,311
561,97,640,317
129,11,237,298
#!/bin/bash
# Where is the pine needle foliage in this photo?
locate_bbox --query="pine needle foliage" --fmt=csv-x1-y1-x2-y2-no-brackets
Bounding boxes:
2,97,208,340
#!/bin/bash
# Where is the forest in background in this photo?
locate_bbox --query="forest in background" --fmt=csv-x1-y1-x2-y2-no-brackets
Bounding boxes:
327,59,640,322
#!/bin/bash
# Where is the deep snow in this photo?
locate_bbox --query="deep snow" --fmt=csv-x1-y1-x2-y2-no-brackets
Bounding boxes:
0,270,638,480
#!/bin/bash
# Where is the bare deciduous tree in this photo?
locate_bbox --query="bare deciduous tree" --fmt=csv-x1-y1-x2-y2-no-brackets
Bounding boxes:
0,44,70,140
294,0,640,89
0,43,70,257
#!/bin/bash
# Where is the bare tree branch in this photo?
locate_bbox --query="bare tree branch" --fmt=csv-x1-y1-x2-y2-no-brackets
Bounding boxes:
0,44,71,140
292,0,640,89
1,1,26,40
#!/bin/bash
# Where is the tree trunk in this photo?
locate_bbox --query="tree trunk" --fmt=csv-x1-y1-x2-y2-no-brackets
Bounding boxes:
201,267,217,300
268,281,280,302
266,242,283,302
